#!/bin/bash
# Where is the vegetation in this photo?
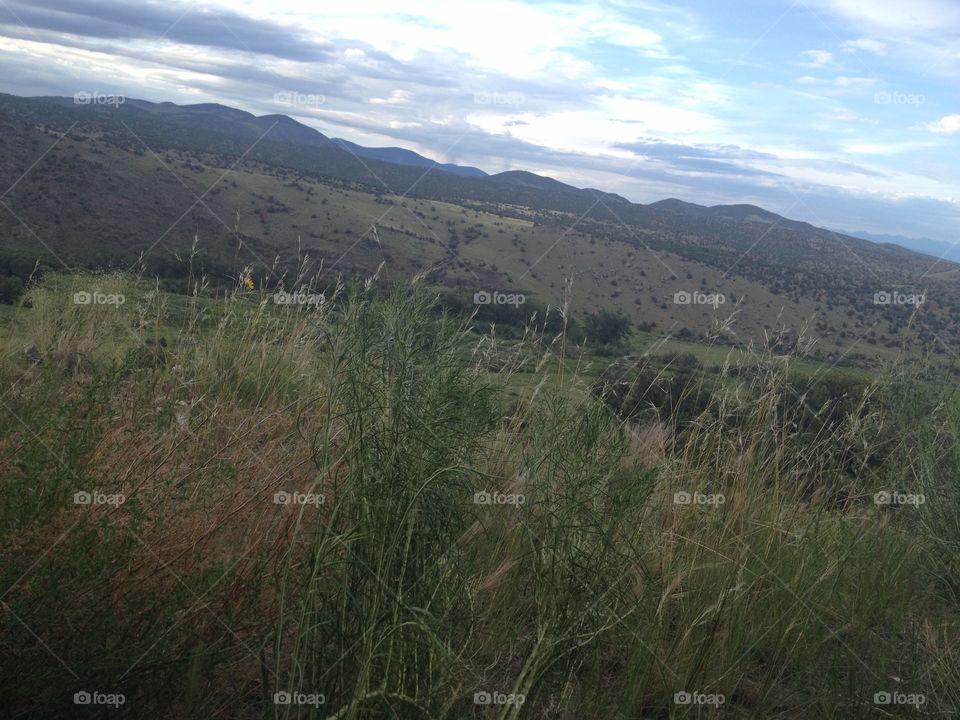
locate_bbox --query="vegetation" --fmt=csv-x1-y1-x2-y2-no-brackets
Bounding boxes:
3,94,959,365
1,271,957,718
582,308,632,346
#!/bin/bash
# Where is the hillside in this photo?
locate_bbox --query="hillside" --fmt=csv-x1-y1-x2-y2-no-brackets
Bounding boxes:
2,93,959,366
1,271,958,718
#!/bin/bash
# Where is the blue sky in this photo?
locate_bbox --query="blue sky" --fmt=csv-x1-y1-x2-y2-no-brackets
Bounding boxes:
1,0,958,241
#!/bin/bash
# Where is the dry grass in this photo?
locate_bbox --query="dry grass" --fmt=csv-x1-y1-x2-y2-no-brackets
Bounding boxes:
0,271,957,718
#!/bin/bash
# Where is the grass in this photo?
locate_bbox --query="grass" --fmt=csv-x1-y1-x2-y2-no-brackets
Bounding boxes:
0,271,958,718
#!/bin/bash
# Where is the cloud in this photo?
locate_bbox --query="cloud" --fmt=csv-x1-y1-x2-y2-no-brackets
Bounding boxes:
794,158,886,178
0,0,334,61
613,140,780,178
799,49,833,67
370,89,413,105
825,107,859,122
616,140,775,161
805,0,960,35
803,0,960,78
795,75,877,96
832,76,876,89
923,114,960,134
841,38,887,55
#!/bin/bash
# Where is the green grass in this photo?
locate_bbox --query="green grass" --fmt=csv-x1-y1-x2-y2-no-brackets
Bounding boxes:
0,272,958,718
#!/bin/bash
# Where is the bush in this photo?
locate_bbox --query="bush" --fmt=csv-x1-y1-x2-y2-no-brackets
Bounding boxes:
582,308,631,345
0,274,24,304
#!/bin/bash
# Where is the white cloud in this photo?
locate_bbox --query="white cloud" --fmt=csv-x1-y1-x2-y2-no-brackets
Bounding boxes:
805,0,960,77
832,76,876,88
796,75,877,97
255,0,666,80
843,142,898,154
469,98,723,158
587,20,663,49
827,107,858,122
370,89,413,105
806,0,960,35
841,38,887,55
923,114,960,134
799,49,833,67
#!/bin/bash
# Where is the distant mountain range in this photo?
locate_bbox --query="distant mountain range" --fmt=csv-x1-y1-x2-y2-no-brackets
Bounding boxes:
838,229,960,264
648,198,816,233
4,91,960,360
36,97,490,179
331,139,487,178
23,95,945,263
3,93,948,282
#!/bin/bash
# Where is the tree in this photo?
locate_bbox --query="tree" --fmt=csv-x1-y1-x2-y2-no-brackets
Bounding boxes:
0,276,24,304
583,309,631,345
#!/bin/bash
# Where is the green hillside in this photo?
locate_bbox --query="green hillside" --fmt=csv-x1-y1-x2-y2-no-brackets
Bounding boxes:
2,96,959,370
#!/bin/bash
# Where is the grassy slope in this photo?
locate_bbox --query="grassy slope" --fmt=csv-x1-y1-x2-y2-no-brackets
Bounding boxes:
2,120,958,369
0,272,958,718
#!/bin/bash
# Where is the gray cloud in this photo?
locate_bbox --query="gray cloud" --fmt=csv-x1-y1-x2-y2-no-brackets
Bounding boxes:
0,0,334,61
613,140,781,177
616,140,777,161
616,139,888,181
788,157,887,178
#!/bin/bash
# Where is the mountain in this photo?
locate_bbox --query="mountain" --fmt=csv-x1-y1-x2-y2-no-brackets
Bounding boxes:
0,93,941,278
650,199,815,232
841,229,960,264
7,95,844,237
36,96,488,179
648,198,710,215
331,139,486,178
488,170,581,193
37,96,337,149
707,203,799,226
2,91,959,363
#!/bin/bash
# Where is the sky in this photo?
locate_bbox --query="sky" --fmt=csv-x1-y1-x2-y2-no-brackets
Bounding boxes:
0,0,958,242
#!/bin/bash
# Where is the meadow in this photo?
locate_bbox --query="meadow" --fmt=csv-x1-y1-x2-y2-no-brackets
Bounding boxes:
0,269,958,718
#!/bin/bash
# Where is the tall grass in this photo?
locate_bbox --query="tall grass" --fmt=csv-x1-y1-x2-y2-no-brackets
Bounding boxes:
0,271,957,718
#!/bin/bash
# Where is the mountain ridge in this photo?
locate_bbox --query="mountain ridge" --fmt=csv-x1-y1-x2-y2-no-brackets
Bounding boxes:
3,93,954,280
3,90,960,361
21,94,934,261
